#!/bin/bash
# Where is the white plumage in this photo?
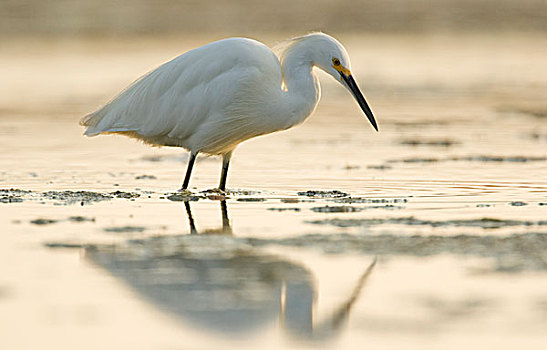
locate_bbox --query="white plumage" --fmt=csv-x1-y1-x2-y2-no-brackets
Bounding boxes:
81,33,378,191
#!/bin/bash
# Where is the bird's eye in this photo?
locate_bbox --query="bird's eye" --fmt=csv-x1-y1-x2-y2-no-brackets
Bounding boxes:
332,58,341,66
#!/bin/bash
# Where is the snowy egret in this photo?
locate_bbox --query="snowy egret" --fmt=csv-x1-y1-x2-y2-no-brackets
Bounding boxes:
81,33,378,191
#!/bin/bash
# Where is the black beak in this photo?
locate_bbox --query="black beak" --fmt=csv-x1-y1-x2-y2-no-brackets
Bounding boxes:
340,72,378,131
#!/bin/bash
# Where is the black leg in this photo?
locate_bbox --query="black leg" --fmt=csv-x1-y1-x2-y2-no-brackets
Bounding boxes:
181,152,197,190
220,200,231,233
184,201,197,234
219,152,232,191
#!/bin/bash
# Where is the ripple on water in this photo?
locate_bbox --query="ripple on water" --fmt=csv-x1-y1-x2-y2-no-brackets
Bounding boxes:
399,139,459,147
56,231,547,273
0,189,143,205
103,226,147,233
0,189,31,203
307,216,547,229
310,204,404,213
30,216,95,225
387,155,547,164
297,190,349,198
247,232,547,272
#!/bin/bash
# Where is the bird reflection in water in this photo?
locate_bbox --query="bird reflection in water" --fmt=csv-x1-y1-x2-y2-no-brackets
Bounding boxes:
184,200,231,235
86,200,375,340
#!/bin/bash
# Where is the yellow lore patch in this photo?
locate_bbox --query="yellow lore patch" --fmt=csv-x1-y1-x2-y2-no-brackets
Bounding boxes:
333,63,351,76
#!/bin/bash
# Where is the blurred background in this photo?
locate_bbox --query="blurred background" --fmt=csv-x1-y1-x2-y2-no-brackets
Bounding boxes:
2,0,547,114
2,0,547,37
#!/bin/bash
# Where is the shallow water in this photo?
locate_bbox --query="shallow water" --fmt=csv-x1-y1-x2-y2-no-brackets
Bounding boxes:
1,34,547,349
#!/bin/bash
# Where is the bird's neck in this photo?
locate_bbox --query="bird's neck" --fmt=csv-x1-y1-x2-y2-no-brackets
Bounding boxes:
276,50,321,130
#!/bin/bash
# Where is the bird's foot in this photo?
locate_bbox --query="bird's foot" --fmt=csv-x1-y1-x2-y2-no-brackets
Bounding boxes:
167,188,201,202
202,188,227,195
201,188,228,200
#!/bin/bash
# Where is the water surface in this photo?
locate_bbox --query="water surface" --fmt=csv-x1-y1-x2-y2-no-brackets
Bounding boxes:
1,34,546,349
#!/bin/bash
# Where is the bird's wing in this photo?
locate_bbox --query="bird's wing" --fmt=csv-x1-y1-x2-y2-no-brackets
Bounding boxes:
80,40,271,143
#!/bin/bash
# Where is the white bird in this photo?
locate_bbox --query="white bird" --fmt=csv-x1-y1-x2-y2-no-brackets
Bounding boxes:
80,33,378,191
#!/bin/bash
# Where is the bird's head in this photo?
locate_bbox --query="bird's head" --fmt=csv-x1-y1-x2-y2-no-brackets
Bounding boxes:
309,33,378,132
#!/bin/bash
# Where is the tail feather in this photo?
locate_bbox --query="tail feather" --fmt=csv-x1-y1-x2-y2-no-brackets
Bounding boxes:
80,111,100,127
80,105,130,136
79,110,106,136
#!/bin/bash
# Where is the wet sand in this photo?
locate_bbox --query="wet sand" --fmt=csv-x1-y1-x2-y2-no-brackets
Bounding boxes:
1,34,547,349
